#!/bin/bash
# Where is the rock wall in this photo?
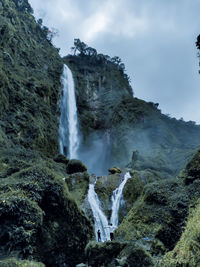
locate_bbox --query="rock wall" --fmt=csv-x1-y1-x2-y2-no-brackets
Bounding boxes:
0,0,63,156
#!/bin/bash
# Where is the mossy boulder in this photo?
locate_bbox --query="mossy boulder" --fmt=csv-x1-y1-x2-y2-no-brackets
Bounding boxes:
116,179,189,251
65,171,90,206
53,154,69,165
66,159,87,174
85,241,126,267
118,243,154,267
108,167,122,174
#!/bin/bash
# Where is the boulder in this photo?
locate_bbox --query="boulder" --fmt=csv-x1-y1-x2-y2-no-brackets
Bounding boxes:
53,154,69,165
67,159,87,174
108,167,122,174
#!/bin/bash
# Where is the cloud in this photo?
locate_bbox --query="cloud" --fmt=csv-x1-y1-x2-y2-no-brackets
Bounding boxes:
29,0,200,123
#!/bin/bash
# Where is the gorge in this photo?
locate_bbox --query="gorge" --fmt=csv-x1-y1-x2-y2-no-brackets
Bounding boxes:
0,1,200,266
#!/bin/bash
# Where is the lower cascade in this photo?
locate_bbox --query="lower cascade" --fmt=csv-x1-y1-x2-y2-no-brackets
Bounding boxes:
88,183,110,242
110,172,131,228
88,172,131,242
59,64,79,159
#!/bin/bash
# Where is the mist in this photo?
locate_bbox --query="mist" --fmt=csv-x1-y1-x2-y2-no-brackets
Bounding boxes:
78,130,112,176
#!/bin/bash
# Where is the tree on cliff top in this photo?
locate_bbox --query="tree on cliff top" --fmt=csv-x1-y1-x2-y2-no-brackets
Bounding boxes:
196,35,200,73
196,35,200,50
71,38,97,57
13,0,33,13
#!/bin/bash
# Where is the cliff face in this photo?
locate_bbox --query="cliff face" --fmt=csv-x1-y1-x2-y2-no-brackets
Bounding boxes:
0,0,63,156
0,1,93,266
64,54,200,176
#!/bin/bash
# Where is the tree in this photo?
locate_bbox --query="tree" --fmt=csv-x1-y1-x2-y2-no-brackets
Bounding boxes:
85,47,97,57
196,35,200,50
71,38,87,55
111,56,121,65
13,0,33,14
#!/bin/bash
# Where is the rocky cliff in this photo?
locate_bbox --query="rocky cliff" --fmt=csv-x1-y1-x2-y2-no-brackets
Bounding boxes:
64,53,200,178
0,1,93,266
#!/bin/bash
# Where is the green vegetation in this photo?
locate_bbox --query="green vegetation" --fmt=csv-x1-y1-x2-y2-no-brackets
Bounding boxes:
66,159,87,174
0,1,93,266
70,38,130,84
160,200,200,266
0,0,63,157
0,1,200,266
0,258,45,267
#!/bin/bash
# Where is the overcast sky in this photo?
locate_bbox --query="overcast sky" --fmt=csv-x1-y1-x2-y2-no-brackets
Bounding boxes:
29,0,200,123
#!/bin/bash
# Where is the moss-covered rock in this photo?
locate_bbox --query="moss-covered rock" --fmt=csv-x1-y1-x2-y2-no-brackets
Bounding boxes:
160,200,200,267
66,159,87,174
53,154,69,165
0,147,93,266
108,167,122,174
0,0,63,157
94,173,125,218
181,149,200,185
118,243,154,267
116,179,189,251
0,258,45,267
85,241,126,266
65,171,90,206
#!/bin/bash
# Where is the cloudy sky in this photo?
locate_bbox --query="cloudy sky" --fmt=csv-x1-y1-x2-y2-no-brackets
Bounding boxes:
29,0,200,123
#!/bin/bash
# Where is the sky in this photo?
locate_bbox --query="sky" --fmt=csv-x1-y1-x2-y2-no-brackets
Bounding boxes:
29,0,200,123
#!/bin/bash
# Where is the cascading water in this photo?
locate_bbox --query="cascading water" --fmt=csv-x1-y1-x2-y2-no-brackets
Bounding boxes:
88,172,131,242
110,172,131,228
88,183,110,242
59,64,79,159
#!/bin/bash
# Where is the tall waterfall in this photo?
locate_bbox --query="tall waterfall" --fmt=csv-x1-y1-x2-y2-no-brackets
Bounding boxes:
59,64,79,159
88,184,110,242
110,172,131,228
88,172,131,242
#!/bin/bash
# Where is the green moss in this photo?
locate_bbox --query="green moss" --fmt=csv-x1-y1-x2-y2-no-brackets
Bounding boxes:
0,258,45,267
0,0,63,157
85,241,126,266
182,149,200,184
160,200,200,266
116,179,189,252
66,171,90,206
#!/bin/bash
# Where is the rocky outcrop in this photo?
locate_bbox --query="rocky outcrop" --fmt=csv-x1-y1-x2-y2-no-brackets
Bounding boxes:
0,146,93,266
66,159,87,174
160,199,200,266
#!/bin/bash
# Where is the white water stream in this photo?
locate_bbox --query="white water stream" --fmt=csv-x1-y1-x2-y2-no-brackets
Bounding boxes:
88,183,110,242
88,172,131,241
59,64,79,159
110,172,131,228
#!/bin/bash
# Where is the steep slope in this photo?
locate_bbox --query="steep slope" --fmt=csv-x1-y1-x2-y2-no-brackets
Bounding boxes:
0,0,62,156
0,1,93,266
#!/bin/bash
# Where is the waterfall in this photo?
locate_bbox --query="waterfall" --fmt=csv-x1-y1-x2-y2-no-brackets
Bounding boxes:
88,183,110,242
59,64,79,159
88,172,131,242
110,172,131,228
